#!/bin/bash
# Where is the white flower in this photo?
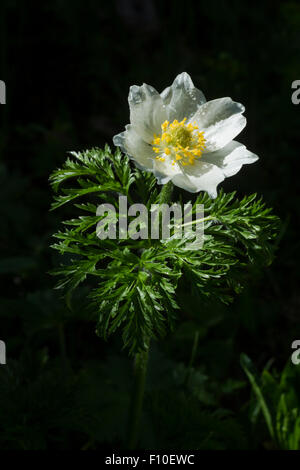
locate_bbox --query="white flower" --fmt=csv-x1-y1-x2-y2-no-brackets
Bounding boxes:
113,72,258,197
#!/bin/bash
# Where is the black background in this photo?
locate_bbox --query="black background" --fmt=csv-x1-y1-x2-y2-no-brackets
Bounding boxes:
0,0,300,450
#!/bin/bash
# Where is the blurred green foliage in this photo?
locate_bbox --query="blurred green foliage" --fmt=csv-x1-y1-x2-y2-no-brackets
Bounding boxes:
241,354,300,450
0,0,299,449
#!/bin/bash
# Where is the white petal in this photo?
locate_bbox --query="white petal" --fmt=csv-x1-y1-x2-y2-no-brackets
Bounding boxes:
153,158,181,184
113,125,154,170
128,83,167,143
171,160,225,197
192,97,246,152
161,72,206,122
202,140,259,177
153,172,173,185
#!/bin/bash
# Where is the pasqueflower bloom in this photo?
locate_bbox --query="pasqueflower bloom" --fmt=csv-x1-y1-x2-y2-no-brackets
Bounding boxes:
113,72,258,197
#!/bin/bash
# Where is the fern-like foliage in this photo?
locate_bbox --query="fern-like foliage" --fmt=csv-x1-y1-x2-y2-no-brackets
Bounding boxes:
50,146,280,354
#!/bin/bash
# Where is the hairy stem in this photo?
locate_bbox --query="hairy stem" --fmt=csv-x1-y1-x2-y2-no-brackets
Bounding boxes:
58,322,69,374
127,345,149,449
127,182,174,449
184,330,200,387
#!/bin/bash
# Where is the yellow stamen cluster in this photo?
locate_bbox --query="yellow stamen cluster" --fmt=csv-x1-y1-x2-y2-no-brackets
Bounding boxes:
151,118,206,166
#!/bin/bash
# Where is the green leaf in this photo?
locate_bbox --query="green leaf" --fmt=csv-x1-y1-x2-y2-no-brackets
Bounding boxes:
49,146,280,354
240,353,275,440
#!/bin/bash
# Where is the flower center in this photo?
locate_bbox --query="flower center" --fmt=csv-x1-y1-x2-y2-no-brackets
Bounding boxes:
168,125,192,148
151,118,206,166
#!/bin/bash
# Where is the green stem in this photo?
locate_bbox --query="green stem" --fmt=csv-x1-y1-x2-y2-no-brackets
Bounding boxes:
127,182,174,449
58,322,69,374
184,330,200,387
127,346,149,449
189,330,200,369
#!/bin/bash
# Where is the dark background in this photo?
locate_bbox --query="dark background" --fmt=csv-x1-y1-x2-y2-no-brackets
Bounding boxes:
0,0,300,450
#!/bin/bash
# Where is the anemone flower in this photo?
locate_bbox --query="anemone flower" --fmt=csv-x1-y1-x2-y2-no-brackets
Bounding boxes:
113,72,258,197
